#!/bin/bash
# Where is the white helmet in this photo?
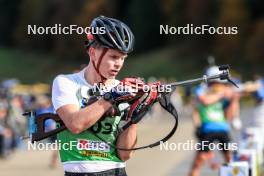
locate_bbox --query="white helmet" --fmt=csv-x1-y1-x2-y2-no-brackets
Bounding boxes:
206,66,227,83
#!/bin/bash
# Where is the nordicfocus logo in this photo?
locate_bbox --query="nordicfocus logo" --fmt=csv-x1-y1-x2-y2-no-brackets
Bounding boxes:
27,140,110,151
77,139,110,152
159,140,238,151
90,83,172,94
27,24,105,35
160,24,238,35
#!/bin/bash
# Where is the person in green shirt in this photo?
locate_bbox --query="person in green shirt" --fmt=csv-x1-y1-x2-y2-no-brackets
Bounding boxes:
189,66,240,176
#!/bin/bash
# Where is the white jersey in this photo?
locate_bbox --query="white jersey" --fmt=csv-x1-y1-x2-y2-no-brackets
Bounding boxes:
52,68,126,173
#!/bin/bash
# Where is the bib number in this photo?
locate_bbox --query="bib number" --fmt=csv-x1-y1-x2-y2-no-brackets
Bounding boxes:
91,121,113,134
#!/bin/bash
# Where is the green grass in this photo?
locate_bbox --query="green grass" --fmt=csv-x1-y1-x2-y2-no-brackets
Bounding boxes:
0,47,205,84
0,48,80,84
120,46,204,81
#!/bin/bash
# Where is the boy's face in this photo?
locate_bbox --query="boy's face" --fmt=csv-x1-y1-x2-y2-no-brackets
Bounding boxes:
90,47,127,79
0,108,7,119
209,82,228,92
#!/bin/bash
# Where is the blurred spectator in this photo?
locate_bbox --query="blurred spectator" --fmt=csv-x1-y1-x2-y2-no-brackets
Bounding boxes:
8,95,27,137
240,75,264,127
0,100,14,158
251,75,264,128
35,94,58,168
35,94,56,132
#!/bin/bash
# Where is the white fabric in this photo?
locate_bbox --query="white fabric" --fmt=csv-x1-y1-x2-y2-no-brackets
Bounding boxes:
52,68,92,111
52,68,125,172
63,161,126,173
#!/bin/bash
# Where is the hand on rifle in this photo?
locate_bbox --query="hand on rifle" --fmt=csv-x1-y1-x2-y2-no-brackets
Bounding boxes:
126,82,160,122
103,77,145,104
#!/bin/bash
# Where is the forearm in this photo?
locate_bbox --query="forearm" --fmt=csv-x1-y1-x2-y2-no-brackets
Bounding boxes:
199,93,224,105
225,95,240,121
117,124,137,161
77,99,112,127
190,100,200,127
243,81,261,93
58,99,113,134
192,109,201,127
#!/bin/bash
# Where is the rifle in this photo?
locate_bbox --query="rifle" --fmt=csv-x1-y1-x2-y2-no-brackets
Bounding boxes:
23,65,238,150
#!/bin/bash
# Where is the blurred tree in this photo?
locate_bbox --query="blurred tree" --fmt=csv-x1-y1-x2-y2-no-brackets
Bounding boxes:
126,0,164,53
73,0,115,60
185,0,215,25
14,0,54,50
0,0,22,46
184,0,220,54
50,0,88,59
214,0,249,64
114,0,131,19
6,0,263,76
13,0,115,60
246,19,264,71
160,0,185,44
247,0,264,19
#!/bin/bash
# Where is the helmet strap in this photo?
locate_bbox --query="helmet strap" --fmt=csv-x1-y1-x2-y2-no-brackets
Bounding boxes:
92,47,108,83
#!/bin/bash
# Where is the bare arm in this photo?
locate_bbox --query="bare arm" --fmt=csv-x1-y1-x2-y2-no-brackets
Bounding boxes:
198,92,224,105
192,105,201,127
243,81,261,93
225,93,240,121
56,99,112,134
116,124,137,161
190,99,201,127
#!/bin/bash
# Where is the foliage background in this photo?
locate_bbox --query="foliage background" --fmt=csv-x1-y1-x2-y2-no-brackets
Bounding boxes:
0,0,264,83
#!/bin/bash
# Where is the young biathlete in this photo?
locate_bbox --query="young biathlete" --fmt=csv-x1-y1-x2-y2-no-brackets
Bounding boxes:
189,66,240,176
52,16,157,176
